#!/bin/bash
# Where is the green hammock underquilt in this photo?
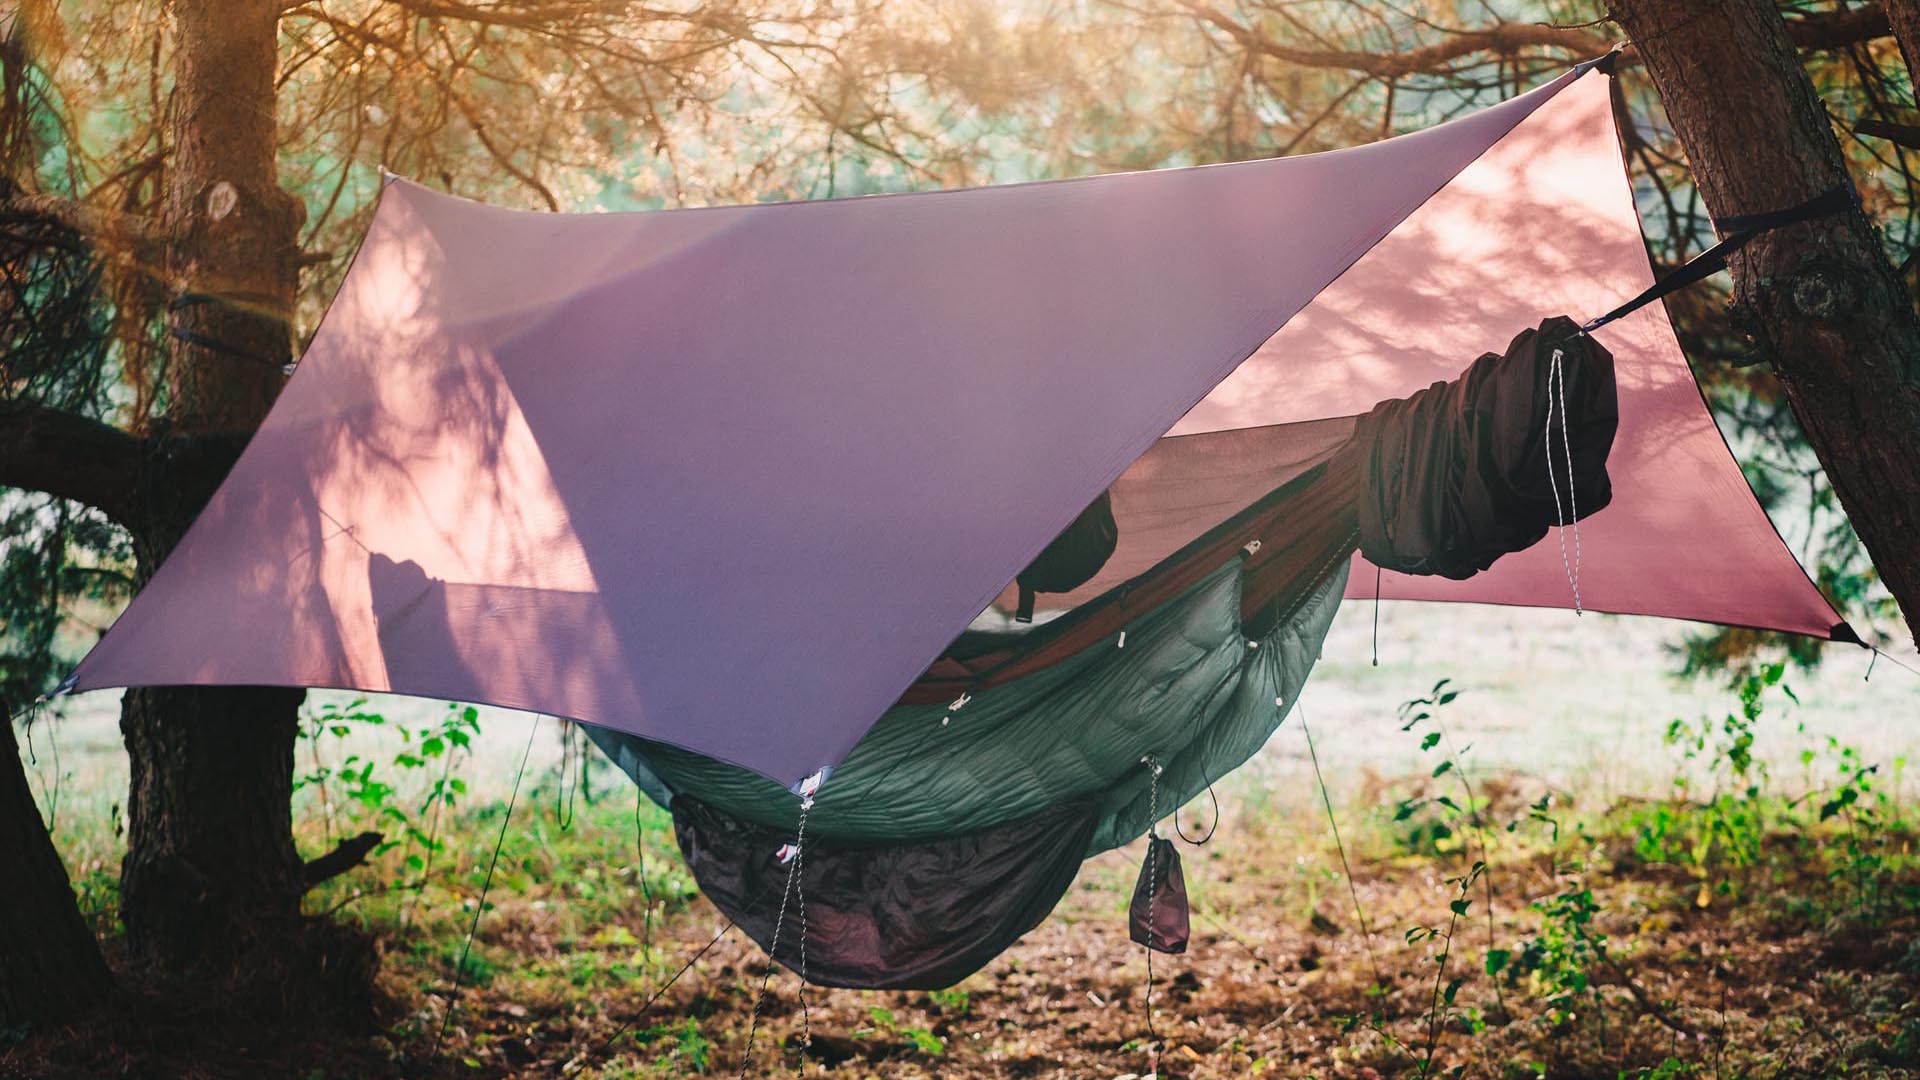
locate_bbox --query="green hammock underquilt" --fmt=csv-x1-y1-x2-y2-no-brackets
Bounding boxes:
588,556,1346,855
585,556,1346,988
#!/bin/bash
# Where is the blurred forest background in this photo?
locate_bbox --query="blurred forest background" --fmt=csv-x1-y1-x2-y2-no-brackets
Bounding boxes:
2,1,1919,1077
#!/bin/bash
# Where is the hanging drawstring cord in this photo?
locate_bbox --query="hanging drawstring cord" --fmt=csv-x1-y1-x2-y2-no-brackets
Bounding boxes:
1371,564,1383,666
1139,755,1164,1078
556,719,578,830
739,773,818,1077
795,809,812,1055
1544,344,1584,615
634,789,655,966
1552,185,1858,619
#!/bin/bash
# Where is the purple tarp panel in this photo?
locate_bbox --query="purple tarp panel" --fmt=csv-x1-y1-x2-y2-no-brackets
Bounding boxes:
66,64,1839,786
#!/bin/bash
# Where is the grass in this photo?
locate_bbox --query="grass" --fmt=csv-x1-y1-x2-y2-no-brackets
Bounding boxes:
9,602,1920,1078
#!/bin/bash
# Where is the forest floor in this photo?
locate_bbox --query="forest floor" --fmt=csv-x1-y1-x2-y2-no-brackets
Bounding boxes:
7,604,1920,1079
8,769,1919,1080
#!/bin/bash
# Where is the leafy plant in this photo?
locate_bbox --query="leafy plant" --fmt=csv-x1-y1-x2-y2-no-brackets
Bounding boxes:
1800,728,1912,925
294,698,481,889
1406,860,1486,1077
864,1005,944,1056
926,987,972,1016
1396,678,1507,1016
1515,877,1604,1024
1633,664,1786,902
625,1018,711,1074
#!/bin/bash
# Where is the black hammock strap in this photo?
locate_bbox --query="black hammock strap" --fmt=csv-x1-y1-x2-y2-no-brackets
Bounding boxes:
1580,183,1855,336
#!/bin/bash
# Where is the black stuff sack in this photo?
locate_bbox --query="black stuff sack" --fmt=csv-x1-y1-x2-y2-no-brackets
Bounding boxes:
1128,836,1189,954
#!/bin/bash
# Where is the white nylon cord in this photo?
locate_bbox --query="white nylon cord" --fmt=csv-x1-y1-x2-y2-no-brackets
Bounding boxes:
740,796,810,1076
1140,755,1164,1079
1544,346,1584,615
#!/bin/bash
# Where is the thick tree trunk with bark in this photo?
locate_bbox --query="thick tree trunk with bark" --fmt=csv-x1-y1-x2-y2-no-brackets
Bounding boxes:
1883,0,1920,103
0,714,112,1027
119,686,305,966
117,0,310,970
1612,0,1920,648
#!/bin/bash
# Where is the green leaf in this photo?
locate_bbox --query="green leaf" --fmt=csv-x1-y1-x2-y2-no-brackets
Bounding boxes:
1421,732,1441,751
1484,949,1510,976
905,1028,945,1055
1432,761,1454,778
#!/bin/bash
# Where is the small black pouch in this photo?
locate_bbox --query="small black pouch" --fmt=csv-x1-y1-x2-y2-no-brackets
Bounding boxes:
1128,836,1189,954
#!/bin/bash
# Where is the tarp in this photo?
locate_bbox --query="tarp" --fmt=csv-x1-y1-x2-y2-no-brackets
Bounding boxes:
64,61,1841,787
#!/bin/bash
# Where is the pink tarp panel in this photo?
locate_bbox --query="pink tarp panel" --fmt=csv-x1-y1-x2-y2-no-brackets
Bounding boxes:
65,62,1840,786
1171,73,1840,635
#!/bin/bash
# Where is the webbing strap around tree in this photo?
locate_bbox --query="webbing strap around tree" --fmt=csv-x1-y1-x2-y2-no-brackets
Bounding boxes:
1580,184,1855,335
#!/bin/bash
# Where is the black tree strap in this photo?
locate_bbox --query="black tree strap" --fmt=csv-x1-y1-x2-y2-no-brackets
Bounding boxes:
168,325,283,368
1581,184,1856,335
168,289,294,369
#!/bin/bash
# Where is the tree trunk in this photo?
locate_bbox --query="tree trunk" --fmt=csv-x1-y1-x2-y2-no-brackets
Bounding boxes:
119,686,305,966
118,0,309,971
1611,0,1920,648
1884,0,1920,104
0,713,112,1027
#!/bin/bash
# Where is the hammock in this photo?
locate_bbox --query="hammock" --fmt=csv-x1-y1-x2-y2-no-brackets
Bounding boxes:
587,320,1615,988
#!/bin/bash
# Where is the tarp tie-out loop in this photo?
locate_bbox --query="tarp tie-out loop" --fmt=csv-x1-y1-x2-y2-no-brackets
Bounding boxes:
1578,184,1855,337
1544,347,1585,614
7,694,49,767
1174,782,1220,845
1864,645,1920,681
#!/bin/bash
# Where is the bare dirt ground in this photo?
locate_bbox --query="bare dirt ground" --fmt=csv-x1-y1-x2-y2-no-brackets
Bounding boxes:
398,832,1918,1079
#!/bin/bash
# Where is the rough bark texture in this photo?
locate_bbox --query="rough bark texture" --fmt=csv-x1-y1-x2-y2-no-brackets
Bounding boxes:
1885,0,1920,102
119,685,306,965
0,713,113,1027
117,0,309,970
1612,0,1920,649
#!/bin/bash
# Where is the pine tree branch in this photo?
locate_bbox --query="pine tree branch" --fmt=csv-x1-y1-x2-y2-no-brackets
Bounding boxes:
0,193,164,252
0,403,254,527
1172,2,1889,79
0,400,145,524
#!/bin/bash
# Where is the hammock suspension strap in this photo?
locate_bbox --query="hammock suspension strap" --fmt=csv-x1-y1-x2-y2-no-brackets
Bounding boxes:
1579,184,1854,337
